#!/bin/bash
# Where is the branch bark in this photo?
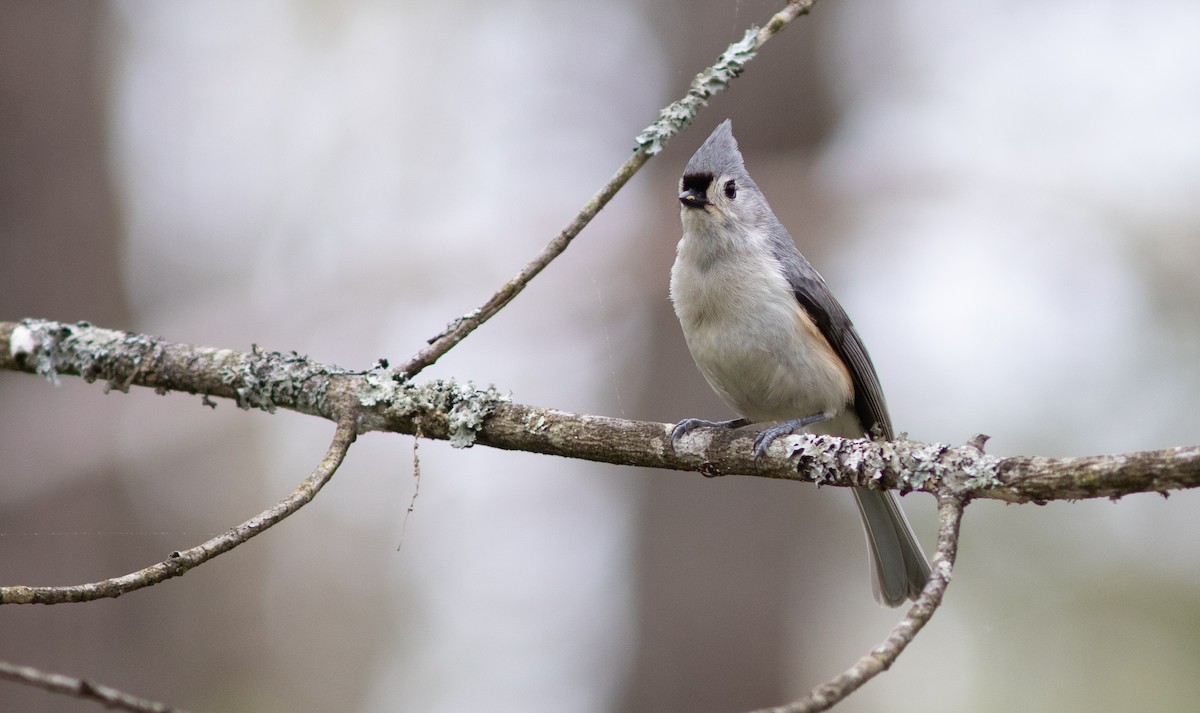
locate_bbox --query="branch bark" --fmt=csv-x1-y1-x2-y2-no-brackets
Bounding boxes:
0,660,188,713
4,319,1198,505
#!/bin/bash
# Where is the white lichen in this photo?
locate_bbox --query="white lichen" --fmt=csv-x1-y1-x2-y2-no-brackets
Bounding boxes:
9,324,37,359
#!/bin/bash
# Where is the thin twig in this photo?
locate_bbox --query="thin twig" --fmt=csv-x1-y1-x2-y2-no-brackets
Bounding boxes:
398,0,818,378
750,492,966,713
0,659,189,713
397,424,422,552
0,416,357,605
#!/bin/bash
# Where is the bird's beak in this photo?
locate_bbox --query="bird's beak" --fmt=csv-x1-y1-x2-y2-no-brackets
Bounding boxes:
679,189,709,209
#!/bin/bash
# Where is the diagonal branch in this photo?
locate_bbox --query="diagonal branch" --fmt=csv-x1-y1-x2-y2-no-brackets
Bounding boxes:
399,0,817,378
750,493,966,713
0,412,356,605
0,659,188,713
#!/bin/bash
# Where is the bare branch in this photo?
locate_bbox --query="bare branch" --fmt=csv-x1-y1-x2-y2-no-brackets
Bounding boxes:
399,0,818,378
0,409,356,605
750,493,965,713
0,659,188,713
4,320,1199,506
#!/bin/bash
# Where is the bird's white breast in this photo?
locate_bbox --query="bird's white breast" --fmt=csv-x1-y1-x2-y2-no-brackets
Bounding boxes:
670,228,852,424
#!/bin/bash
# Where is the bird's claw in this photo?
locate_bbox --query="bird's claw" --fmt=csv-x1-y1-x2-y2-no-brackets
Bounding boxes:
670,417,749,448
670,418,710,445
752,412,833,461
752,424,792,460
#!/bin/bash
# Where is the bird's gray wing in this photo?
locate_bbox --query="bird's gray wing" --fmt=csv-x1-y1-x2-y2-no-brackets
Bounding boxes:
770,226,927,607
770,235,894,441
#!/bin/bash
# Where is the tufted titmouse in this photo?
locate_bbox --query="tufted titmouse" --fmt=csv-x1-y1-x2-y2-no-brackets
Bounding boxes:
669,120,930,606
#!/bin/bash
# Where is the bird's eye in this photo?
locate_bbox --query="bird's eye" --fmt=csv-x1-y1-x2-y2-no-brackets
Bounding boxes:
724,179,737,199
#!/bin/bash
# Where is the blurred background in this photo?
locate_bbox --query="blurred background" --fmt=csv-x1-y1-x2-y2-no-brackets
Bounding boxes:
3,0,1200,711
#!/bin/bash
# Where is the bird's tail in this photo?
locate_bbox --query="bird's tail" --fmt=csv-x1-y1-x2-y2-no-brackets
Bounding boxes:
851,487,931,607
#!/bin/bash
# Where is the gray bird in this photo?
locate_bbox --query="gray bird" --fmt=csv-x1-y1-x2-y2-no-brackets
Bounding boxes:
669,119,930,606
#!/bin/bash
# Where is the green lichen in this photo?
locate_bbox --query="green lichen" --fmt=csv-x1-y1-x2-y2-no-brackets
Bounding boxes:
215,347,338,414
10,319,158,392
634,27,760,156
359,372,508,448
782,431,1003,494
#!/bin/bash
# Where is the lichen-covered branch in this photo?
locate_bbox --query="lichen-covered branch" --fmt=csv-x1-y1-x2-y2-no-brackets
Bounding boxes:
633,0,815,154
400,0,817,378
5,319,1200,505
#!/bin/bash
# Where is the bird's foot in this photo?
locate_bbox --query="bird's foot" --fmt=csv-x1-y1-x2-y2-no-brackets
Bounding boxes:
752,412,833,460
670,417,749,447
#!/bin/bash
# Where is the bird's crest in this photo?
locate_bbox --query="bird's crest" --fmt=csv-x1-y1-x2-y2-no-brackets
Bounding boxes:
683,119,746,179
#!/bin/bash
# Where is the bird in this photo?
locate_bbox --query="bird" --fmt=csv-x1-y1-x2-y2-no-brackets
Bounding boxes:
668,119,930,606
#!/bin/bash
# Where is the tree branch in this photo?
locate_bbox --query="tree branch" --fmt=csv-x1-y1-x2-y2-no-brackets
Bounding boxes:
3,7,995,713
752,493,965,713
0,404,356,605
0,659,187,713
400,0,817,378
5,319,1199,506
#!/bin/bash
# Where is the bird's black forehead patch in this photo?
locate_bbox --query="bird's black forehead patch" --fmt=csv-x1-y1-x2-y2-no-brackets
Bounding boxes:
681,172,713,194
